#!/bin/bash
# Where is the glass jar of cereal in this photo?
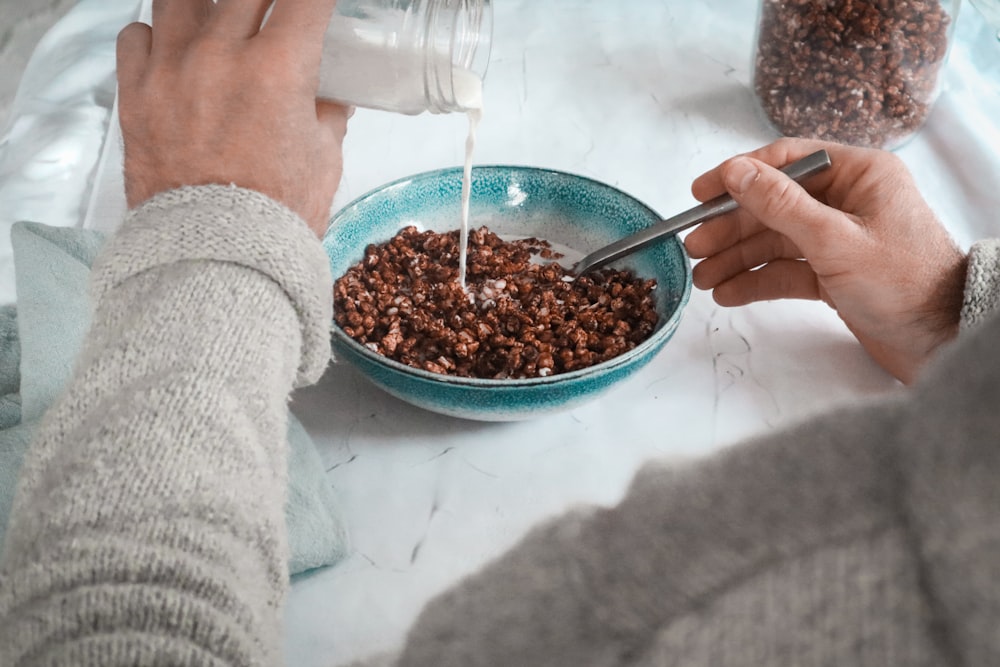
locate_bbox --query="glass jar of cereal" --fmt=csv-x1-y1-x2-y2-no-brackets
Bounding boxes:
752,0,960,149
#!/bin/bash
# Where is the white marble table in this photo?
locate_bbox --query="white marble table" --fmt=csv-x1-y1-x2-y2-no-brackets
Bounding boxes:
6,1,1000,666
281,4,1000,666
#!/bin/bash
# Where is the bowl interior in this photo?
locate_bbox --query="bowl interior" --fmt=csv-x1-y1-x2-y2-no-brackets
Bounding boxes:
323,165,692,385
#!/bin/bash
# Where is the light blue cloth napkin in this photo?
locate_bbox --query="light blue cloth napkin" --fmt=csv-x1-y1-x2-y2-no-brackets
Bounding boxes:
0,221,348,575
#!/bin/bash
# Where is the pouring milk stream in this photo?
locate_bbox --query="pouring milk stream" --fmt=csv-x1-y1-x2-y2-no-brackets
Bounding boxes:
454,69,485,292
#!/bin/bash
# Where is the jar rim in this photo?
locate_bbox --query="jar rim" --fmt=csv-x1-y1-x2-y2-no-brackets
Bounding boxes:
424,0,493,113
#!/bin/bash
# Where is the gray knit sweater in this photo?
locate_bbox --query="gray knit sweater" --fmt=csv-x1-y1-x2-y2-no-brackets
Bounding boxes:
388,238,1000,667
1,184,998,666
0,186,331,665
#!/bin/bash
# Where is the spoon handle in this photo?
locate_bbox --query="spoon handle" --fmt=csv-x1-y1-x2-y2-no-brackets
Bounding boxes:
572,149,833,276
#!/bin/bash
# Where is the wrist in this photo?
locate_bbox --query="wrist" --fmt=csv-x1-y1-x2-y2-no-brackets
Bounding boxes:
924,251,968,341
891,251,968,384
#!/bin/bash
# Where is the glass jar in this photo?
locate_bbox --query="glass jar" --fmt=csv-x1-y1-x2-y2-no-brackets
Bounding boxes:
969,0,1000,41
752,0,960,150
317,0,493,115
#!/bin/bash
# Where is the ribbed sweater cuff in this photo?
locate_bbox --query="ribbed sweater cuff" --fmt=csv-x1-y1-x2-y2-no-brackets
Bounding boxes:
960,239,1000,332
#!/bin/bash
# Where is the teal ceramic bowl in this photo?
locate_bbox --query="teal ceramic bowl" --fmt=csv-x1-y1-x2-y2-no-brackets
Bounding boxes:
323,165,692,421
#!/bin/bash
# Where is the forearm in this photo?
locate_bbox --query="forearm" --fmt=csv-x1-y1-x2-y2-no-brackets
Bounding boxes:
389,239,1000,666
395,270,1000,665
0,186,332,666
396,399,915,666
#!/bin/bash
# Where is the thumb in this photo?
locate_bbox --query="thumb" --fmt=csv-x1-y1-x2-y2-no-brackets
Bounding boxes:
722,156,856,259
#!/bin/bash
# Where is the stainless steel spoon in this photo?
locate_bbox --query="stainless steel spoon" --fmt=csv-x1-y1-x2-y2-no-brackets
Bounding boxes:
570,149,833,277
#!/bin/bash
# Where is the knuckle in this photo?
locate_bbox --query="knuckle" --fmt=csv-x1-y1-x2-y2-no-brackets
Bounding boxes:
116,23,150,67
187,34,231,64
758,173,802,218
877,150,907,174
117,21,147,44
772,137,802,154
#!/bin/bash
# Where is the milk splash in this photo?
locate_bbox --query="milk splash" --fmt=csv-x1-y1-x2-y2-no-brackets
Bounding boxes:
454,69,484,292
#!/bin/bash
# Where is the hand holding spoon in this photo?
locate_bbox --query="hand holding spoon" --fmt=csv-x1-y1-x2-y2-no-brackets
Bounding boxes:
571,149,833,277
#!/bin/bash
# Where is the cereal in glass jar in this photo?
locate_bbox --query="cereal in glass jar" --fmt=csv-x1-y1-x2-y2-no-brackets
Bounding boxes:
752,0,960,149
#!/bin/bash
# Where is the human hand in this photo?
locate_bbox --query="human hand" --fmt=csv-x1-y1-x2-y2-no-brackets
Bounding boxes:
684,138,968,384
116,0,349,236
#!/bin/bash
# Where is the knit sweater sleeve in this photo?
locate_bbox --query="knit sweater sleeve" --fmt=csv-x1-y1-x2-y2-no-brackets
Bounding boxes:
0,185,332,666
960,238,1000,331
389,269,1000,666
390,402,932,666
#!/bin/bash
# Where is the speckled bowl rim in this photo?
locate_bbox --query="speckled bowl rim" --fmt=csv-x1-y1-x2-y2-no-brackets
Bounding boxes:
326,164,693,388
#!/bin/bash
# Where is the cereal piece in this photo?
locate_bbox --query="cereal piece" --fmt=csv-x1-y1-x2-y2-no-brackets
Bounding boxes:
333,226,660,379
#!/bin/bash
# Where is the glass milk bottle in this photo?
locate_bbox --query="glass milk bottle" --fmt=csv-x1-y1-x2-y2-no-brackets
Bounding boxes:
318,0,492,114
752,0,960,150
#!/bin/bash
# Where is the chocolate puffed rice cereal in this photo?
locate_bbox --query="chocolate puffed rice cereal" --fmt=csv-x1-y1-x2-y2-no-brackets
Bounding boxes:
333,226,660,379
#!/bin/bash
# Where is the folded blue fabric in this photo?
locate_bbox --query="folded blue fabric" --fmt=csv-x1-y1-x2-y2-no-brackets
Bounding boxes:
0,221,348,575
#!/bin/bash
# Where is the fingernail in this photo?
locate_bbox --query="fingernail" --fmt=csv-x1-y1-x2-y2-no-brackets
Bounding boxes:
346,105,356,119
726,158,759,195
